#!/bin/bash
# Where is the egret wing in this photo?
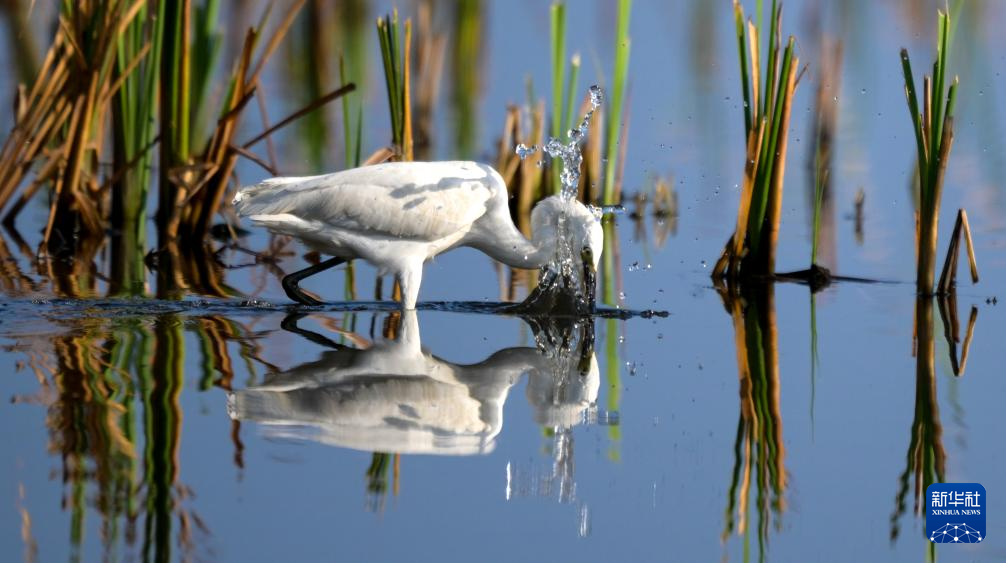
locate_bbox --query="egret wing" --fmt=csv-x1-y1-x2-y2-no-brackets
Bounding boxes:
235,161,499,241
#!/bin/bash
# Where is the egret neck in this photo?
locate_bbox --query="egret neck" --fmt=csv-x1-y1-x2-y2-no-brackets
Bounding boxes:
472,221,550,270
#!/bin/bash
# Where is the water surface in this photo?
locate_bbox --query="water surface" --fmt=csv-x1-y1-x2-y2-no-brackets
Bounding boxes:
2,1,1006,561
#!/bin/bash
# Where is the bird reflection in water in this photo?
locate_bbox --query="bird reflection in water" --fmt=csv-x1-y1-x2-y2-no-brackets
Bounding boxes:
228,310,601,474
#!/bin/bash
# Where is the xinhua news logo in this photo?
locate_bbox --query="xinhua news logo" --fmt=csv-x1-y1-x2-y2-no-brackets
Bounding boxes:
926,483,986,544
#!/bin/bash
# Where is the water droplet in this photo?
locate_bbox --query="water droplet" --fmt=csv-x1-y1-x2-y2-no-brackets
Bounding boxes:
701,260,707,268
515,143,538,160
860,88,866,94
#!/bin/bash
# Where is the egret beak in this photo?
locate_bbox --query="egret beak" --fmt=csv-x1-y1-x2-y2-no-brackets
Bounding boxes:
581,247,596,314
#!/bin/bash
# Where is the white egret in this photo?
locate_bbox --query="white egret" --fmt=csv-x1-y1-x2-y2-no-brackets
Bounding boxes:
228,311,598,455
233,161,603,309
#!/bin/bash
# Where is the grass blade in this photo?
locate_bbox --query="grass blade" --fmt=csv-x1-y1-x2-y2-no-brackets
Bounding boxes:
603,0,631,205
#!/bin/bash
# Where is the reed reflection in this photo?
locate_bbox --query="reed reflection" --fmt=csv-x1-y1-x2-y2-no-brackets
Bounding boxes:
716,281,787,562
8,310,269,560
890,293,977,548
890,297,946,551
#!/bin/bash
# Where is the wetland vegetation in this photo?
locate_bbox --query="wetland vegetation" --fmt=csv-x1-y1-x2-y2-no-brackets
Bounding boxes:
0,1,1002,561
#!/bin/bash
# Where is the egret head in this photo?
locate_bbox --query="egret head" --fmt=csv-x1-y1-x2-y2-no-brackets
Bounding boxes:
527,195,604,313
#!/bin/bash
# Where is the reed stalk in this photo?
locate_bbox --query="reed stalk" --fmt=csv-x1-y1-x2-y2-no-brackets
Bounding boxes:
548,2,566,193
808,40,842,270
451,0,482,158
294,1,331,169
712,0,800,280
110,0,164,294
35,1,143,252
1,0,349,275
377,10,413,161
157,0,192,243
563,53,581,134
178,0,347,243
190,0,221,146
602,0,631,205
936,208,978,293
810,168,826,267
340,56,363,168
338,1,368,169
550,2,566,147
901,9,959,295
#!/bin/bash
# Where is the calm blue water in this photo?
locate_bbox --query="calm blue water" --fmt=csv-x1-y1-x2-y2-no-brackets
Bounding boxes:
1,1,1005,561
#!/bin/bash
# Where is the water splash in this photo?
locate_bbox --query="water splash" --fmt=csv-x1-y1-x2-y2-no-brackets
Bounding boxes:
514,86,605,315
515,84,604,201
515,143,538,160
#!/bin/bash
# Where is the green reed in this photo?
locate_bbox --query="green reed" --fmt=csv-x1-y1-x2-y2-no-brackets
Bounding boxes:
550,3,566,150
294,1,331,169
713,0,800,280
452,0,482,158
549,0,628,202
808,38,841,269
48,1,130,248
110,1,165,294
1,0,345,263
377,10,413,161
549,2,573,193
810,166,826,267
564,53,582,135
602,0,631,205
900,8,959,295
340,56,364,169
190,0,222,145
339,54,362,302
337,3,367,300
156,0,192,239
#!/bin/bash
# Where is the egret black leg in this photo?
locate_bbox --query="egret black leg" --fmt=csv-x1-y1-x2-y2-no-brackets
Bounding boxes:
282,256,346,305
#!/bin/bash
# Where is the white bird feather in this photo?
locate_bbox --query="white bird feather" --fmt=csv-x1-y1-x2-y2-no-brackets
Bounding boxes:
234,160,602,308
